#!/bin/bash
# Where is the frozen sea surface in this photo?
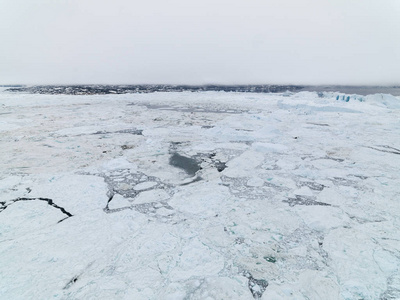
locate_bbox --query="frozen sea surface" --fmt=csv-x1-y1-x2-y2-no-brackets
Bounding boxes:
0,90,399,299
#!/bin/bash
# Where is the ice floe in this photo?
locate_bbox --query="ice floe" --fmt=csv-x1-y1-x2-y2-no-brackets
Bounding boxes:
0,90,399,299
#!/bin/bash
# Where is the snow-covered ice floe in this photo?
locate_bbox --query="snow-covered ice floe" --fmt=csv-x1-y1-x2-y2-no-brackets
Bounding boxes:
0,90,399,299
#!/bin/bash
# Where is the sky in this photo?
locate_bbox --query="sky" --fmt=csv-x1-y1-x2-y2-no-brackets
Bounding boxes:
1,0,400,85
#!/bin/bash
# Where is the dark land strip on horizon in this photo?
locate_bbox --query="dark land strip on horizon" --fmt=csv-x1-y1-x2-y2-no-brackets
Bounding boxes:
3,85,400,96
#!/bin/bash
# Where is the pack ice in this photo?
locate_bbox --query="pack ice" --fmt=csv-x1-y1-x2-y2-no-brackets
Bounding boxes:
0,89,399,299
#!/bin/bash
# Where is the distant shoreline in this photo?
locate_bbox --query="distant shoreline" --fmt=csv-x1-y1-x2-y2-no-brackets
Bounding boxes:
4,85,400,96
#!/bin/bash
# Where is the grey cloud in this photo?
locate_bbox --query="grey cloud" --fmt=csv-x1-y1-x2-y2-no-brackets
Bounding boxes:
1,0,399,84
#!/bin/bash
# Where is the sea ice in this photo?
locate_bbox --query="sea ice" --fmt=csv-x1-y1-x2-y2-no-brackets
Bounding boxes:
0,90,399,299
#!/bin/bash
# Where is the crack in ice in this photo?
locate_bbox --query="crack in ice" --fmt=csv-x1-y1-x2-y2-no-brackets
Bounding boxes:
1,197,73,222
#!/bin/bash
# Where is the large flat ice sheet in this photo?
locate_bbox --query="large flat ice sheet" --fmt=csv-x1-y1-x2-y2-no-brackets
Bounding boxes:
0,91,399,299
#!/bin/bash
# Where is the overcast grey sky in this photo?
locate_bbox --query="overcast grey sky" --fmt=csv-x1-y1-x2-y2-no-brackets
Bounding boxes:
1,0,400,85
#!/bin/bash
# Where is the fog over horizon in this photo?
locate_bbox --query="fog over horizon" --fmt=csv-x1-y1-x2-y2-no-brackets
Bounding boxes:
1,0,400,85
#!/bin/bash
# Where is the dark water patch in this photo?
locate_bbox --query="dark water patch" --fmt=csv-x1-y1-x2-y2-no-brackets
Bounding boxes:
169,153,201,176
169,144,227,174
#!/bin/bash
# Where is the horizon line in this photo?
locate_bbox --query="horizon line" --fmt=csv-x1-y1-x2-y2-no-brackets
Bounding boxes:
2,83,400,87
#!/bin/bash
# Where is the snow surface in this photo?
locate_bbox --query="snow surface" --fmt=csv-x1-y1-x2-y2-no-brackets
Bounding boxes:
0,90,399,299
